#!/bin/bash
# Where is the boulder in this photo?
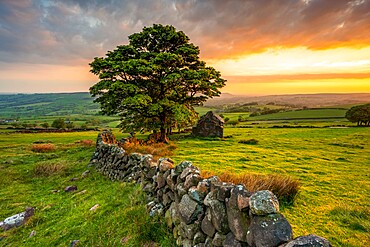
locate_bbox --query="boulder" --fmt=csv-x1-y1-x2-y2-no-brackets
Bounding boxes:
284,234,332,247
249,190,279,216
247,213,292,247
0,207,35,231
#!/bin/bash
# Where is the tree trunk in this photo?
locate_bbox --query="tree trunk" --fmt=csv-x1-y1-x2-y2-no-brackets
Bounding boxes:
159,114,169,143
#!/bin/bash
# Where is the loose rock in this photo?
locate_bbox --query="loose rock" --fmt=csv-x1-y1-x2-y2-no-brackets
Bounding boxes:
64,185,77,192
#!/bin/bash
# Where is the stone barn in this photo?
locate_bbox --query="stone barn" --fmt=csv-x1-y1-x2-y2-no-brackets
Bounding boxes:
192,111,224,138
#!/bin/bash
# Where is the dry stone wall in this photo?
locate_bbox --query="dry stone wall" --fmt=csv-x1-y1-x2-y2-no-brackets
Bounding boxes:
89,130,331,247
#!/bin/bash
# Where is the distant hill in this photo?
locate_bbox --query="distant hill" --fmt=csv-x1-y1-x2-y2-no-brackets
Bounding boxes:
1,92,369,119
206,93,370,108
0,92,98,118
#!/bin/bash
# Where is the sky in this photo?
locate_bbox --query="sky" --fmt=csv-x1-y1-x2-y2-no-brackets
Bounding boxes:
0,0,370,95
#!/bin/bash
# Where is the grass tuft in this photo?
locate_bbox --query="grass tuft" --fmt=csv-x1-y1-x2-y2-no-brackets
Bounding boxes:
123,142,177,160
31,143,56,153
201,170,300,203
238,138,259,145
33,161,67,176
75,139,95,147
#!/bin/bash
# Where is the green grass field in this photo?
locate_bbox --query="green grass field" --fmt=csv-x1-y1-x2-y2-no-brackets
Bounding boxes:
0,131,175,246
249,108,347,120
171,127,369,246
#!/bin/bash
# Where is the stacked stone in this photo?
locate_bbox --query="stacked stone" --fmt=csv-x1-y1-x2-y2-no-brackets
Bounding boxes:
90,131,332,247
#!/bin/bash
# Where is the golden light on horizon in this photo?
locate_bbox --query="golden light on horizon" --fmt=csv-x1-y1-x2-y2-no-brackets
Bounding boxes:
208,46,370,76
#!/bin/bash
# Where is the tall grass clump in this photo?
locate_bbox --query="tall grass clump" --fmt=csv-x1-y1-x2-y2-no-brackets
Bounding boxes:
201,171,300,203
123,142,177,160
31,143,56,153
33,161,67,176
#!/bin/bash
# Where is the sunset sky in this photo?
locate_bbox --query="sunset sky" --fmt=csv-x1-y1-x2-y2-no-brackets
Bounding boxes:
0,0,369,95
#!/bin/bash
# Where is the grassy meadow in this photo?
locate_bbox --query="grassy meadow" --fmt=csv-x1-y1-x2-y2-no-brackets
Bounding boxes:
0,131,175,247
1,98,369,246
171,127,369,246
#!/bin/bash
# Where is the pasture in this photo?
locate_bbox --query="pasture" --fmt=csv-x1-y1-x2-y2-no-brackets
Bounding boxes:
171,127,369,246
0,131,175,246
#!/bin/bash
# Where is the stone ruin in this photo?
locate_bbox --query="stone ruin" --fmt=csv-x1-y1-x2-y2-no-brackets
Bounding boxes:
89,130,332,247
192,111,224,138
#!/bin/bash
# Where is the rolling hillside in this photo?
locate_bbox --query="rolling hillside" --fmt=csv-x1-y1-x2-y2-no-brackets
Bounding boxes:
0,92,98,118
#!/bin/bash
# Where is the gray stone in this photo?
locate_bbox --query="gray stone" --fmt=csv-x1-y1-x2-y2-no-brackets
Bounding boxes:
178,194,203,224
247,213,292,247
204,192,229,234
223,232,243,247
180,166,200,180
149,203,164,217
69,240,80,247
205,236,214,247
184,173,202,190
201,208,216,237
188,186,207,203
226,185,251,242
81,170,90,177
178,221,200,240
211,182,234,201
158,158,174,172
0,207,35,231
193,231,207,245
249,190,279,215
64,185,77,192
176,183,188,198
212,232,227,247
174,161,193,175
284,234,332,247
156,173,166,189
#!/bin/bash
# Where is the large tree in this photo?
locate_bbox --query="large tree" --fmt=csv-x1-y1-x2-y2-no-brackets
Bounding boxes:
345,104,370,126
89,24,226,142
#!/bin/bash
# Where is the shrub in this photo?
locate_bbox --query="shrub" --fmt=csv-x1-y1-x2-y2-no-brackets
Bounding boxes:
33,162,67,176
31,144,56,153
238,138,259,145
201,170,300,203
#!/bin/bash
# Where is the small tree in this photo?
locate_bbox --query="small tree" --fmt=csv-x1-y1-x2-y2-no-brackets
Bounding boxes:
51,118,66,129
345,104,370,126
41,122,49,129
90,24,226,142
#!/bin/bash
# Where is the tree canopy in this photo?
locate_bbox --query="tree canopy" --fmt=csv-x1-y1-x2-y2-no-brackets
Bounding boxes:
345,104,370,126
89,24,226,142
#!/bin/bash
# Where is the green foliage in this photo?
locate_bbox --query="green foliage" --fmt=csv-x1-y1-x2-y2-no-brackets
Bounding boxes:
40,122,49,129
89,24,226,141
51,118,66,129
345,104,370,126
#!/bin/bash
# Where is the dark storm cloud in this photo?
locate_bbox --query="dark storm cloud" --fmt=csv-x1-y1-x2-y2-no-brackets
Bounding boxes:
0,0,369,65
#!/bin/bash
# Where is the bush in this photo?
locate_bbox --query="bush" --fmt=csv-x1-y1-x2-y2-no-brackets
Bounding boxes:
31,144,56,153
238,139,259,145
33,162,67,176
201,171,300,203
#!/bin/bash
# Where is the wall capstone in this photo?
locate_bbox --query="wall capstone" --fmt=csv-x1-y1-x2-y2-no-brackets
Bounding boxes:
89,130,331,247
